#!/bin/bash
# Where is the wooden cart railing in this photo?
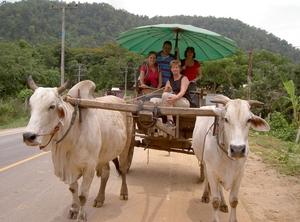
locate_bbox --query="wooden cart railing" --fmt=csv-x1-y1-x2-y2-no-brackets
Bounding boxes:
64,96,217,155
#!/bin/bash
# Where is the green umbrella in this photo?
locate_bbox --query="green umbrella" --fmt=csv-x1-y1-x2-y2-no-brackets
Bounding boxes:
116,24,238,62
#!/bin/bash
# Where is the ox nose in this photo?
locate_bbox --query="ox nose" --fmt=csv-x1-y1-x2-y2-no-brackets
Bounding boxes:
23,132,37,143
229,144,246,158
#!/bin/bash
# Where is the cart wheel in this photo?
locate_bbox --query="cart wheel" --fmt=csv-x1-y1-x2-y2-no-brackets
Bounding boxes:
199,163,205,182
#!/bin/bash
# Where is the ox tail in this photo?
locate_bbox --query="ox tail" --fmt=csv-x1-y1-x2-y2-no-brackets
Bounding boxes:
112,157,122,176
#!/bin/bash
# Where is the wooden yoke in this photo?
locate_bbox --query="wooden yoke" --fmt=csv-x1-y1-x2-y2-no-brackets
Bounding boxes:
64,97,216,118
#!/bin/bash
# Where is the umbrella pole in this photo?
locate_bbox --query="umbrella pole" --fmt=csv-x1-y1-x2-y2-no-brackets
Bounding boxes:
174,31,179,59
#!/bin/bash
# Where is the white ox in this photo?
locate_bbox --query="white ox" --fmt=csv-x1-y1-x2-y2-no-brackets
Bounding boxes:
23,76,133,221
192,95,270,222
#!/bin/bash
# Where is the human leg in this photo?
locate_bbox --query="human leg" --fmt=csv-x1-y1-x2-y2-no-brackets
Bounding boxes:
161,92,175,126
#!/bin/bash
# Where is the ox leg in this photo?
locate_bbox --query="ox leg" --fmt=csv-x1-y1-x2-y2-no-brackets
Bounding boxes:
207,173,221,222
119,171,128,200
76,168,95,221
93,162,110,208
115,118,135,201
228,175,243,222
201,164,210,203
199,162,205,182
68,181,80,220
118,152,129,200
218,184,228,213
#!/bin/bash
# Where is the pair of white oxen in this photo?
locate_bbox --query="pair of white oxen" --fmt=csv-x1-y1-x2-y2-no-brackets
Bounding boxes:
23,77,270,222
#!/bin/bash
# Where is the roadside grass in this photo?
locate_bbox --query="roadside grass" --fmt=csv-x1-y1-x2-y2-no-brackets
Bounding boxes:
249,131,300,176
0,117,29,130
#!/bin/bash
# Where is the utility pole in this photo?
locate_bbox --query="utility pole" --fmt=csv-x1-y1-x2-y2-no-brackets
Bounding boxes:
124,67,128,98
122,67,139,99
51,4,77,85
74,63,86,83
246,46,253,100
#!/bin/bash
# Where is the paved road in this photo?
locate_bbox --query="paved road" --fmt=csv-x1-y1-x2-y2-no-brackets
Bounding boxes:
0,128,253,222
0,127,41,169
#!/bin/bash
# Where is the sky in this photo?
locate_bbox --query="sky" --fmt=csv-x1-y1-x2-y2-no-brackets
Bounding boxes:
96,0,300,48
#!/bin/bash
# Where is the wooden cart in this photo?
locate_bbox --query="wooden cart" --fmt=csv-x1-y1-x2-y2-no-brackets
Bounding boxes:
64,88,216,175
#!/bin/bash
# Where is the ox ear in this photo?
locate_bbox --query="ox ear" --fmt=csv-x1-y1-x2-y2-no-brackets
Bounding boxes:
213,107,225,117
57,105,66,126
251,114,270,132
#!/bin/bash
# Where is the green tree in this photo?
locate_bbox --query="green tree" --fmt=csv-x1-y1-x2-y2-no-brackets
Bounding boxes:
250,50,292,117
201,49,248,97
0,41,36,98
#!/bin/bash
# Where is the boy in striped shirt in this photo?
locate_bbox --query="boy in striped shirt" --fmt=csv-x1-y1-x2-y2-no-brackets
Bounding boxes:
156,41,178,86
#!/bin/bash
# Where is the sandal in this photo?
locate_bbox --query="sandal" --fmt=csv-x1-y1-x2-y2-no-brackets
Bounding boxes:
165,119,175,127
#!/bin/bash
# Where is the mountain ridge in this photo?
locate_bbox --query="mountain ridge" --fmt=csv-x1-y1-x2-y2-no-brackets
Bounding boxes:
1,0,299,62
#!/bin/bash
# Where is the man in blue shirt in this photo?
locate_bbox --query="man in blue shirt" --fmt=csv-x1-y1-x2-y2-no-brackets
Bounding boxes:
156,41,177,86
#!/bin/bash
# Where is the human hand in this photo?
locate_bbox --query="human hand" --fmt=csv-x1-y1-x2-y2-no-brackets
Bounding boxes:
165,85,172,91
166,95,176,105
182,65,186,70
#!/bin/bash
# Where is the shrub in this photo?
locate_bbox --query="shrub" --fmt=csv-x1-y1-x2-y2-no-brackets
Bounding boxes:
17,89,33,103
0,98,29,126
267,111,297,142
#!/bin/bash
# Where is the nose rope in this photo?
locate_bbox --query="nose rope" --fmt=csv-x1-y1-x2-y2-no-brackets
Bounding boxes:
38,126,60,149
213,117,236,161
215,131,236,161
37,99,80,149
215,134,227,154
36,126,60,137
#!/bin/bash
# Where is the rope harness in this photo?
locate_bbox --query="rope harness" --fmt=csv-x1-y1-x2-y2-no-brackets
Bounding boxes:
213,116,236,160
38,98,80,149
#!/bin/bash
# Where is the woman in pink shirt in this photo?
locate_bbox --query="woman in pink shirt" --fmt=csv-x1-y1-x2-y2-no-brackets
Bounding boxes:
139,51,162,88
181,46,202,91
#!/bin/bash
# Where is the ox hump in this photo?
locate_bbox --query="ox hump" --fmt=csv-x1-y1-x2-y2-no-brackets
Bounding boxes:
67,80,95,100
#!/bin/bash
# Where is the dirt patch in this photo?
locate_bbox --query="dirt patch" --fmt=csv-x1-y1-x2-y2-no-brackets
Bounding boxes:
240,152,300,222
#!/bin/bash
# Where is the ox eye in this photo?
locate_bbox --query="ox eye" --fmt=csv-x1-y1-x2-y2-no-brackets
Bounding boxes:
224,118,228,123
49,105,55,109
247,118,252,124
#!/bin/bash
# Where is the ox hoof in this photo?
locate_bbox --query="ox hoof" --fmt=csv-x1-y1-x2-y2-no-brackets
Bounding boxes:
201,196,210,203
76,211,87,222
120,194,128,200
68,209,79,219
219,204,229,213
93,200,104,208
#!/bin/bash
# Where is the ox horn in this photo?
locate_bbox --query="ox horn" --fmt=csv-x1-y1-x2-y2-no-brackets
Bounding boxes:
27,75,38,91
57,80,70,94
210,94,230,105
247,100,264,106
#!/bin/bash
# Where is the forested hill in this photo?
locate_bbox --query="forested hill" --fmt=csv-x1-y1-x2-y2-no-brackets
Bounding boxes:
1,0,300,63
